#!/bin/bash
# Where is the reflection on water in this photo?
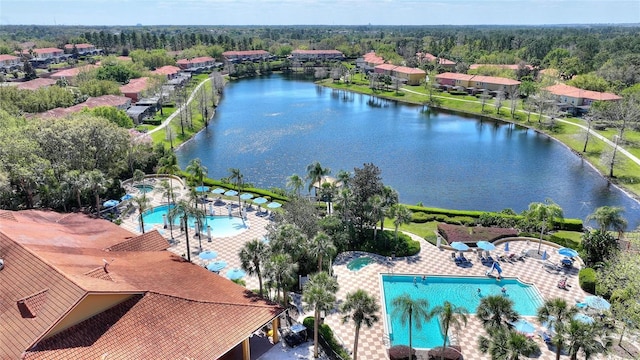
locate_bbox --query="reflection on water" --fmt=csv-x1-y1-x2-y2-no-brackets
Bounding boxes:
176,74,640,229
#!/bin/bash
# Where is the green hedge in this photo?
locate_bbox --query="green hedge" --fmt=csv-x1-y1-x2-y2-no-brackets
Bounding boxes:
178,171,289,202
303,317,351,360
579,268,596,294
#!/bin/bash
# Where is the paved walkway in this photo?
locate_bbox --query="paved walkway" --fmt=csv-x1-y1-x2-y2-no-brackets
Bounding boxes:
120,181,602,359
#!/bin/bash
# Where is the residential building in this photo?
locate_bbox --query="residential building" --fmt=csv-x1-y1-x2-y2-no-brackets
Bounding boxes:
63,43,102,56
469,63,533,71
416,52,456,69
357,51,385,72
30,47,69,63
50,64,98,84
290,49,345,62
374,63,427,86
38,95,132,118
222,50,271,63
176,56,218,72
15,78,57,91
544,83,621,115
0,54,22,73
120,77,149,102
151,65,181,80
435,72,521,94
0,209,283,360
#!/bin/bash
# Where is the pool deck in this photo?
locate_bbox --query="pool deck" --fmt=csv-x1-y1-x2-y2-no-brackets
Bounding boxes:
120,183,594,360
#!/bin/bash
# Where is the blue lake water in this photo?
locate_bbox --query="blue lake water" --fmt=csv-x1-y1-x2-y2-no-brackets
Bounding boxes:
176,74,640,227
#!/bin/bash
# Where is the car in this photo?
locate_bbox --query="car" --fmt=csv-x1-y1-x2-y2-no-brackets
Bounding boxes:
283,324,307,348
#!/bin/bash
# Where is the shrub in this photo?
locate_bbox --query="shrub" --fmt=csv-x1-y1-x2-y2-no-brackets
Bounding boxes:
388,345,416,360
579,268,596,294
303,317,351,360
411,211,430,223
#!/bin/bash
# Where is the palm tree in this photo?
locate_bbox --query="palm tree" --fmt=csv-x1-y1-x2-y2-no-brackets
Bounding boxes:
62,170,87,210
537,297,578,360
335,188,354,222
430,301,468,359
157,153,181,204
381,186,399,233
168,199,199,262
133,168,146,188
368,195,385,241
308,232,336,272
478,328,539,360
524,199,564,254
133,195,151,234
389,204,412,243
228,167,244,207
186,157,207,188
391,293,431,354
587,206,627,235
340,289,380,360
85,170,109,216
286,173,304,196
336,169,351,189
306,161,330,197
271,223,307,263
303,272,339,359
565,319,612,360
239,238,270,297
477,295,519,331
265,253,298,305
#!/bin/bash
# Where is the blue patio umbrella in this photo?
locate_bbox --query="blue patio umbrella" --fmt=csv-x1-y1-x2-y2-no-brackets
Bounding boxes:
212,188,226,194
207,260,227,272
267,202,282,209
198,250,218,260
558,247,579,258
253,197,268,205
476,241,496,251
511,319,536,334
574,313,595,324
103,199,119,208
226,268,246,280
584,296,611,311
504,242,510,252
541,250,549,261
541,316,556,334
240,193,254,200
120,194,134,201
195,186,210,193
450,242,469,251
224,190,238,197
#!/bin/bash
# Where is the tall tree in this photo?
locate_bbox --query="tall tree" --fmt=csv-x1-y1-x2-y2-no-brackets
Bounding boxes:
478,328,539,360
168,199,200,262
564,319,612,360
286,173,304,196
133,194,151,234
308,232,336,272
537,297,578,360
239,238,270,297
586,206,627,234
391,293,431,355
476,295,519,331
303,272,339,358
340,289,380,360
186,158,207,209
524,199,564,254
430,301,468,359
306,161,331,197
388,204,412,244
265,253,298,305
85,170,109,216
228,167,244,207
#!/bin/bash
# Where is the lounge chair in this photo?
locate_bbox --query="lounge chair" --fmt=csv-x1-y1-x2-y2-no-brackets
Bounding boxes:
539,331,552,345
543,261,561,273
557,277,568,289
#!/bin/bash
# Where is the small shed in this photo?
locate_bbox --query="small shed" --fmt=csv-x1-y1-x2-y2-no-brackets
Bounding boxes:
126,105,153,124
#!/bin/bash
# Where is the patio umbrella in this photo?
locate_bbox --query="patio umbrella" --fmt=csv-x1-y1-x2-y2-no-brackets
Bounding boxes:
224,190,238,197
558,247,579,258
541,317,556,334
120,194,134,201
476,241,496,251
240,193,254,200
450,242,469,251
267,202,282,209
584,296,611,311
195,186,210,193
226,268,246,280
574,313,595,324
541,250,549,261
103,199,119,208
207,260,227,272
511,319,535,334
212,188,226,194
198,250,218,260
503,242,510,252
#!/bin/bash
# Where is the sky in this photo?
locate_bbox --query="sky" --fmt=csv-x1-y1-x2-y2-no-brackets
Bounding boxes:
0,0,638,26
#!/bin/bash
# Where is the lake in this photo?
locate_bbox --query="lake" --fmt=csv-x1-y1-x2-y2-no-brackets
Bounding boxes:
176,74,640,228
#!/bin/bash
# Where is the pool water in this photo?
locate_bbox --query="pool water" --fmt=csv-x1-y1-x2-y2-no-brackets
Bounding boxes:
142,205,248,238
347,256,374,271
382,275,543,349
134,184,155,193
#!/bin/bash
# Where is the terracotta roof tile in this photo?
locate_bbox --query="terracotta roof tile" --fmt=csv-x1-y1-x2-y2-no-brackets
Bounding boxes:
436,72,521,86
15,78,57,91
292,49,343,55
83,266,113,281
375,63,426,75
151,65,181,75
0,54,19,61
32,48,64,54
0,211,17,221
63,43,95,50
50,65,97,79
119,77,149,94
17,289,50,318
544,83,621,101
107,230,169,252
417,52,456,65
470,63,532,70
222,50,269,57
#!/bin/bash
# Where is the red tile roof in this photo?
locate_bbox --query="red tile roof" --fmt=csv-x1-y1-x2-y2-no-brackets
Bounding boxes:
119,77,149,94
0,210,284,359
152,65,181,75
0,54,19,61
363,51,385,65
15,78,57,91
292,49,343,55
544,83,621,101
176,56,214,65
375,63,427,75
222,50,269,57
32,47,63,54
63,43,94,50
436,72,521,86
50,64,98,79
37,95,130,118
417,52,456,65
469,63,533,70
107,230,169,252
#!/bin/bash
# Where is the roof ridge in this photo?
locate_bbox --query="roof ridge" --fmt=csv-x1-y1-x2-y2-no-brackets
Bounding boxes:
146,291,283,309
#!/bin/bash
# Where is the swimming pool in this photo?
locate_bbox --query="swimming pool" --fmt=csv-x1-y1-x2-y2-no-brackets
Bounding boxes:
381,275,543,349
134,184,155,193
347,256,374,271
142,205,248,237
